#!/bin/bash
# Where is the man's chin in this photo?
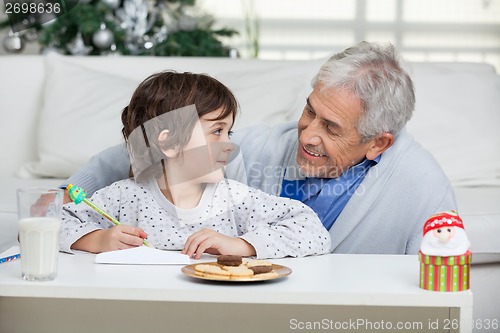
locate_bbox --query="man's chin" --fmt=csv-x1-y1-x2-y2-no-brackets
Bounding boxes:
298,166,330,178
297,161,336,179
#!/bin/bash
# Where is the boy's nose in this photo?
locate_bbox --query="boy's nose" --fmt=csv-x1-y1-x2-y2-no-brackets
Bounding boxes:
222,141,234,152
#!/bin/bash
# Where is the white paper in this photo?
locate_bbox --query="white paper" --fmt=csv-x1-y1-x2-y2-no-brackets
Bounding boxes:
0,245,21,259
95,246,190,265
0,245,21,258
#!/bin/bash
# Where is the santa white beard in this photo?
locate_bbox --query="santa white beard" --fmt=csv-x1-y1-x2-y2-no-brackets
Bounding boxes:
420,227,471,256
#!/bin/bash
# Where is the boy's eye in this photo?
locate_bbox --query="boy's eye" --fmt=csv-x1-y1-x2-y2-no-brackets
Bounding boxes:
212,128,233,138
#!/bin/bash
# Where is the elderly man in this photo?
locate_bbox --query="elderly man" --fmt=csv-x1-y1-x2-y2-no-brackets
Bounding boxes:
64,41,456,255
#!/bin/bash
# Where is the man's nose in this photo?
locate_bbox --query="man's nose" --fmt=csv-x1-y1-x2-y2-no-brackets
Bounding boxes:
301,118,322,145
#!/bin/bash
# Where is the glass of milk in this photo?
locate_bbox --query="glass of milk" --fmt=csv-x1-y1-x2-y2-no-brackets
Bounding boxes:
17,188,63,281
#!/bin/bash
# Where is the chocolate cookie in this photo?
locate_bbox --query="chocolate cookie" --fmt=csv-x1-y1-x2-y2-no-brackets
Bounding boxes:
217,255,243,266
249,265,273,274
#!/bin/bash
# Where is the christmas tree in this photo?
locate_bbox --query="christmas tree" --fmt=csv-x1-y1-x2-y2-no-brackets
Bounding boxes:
1,0,238,56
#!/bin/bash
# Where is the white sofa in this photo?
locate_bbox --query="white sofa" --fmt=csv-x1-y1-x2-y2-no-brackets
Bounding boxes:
1,54,499,330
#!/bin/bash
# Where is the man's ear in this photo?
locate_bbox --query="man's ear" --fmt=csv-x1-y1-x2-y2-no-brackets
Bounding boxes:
366,132,394,161
158,129,178,158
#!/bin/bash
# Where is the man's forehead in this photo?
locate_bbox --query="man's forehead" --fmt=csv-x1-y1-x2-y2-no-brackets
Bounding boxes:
308,86,363,126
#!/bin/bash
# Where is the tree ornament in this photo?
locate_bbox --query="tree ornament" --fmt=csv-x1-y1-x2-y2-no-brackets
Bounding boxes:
117,0,155,38
229,48,239,58
92,23,115,49
22,29,38,42
103,43,121,56
2,32,24,53
116,0,157,54
67,32,93,55
143,40,154,50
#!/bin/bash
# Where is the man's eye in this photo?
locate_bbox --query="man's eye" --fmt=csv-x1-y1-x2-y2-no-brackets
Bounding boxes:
326,126,337,136
228,130,234,138
213,129,221,135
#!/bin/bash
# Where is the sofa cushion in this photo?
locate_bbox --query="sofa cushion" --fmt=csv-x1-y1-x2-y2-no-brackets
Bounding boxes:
454,186,500,263
19,56,137,178
0,56,45,177
407,63,500,186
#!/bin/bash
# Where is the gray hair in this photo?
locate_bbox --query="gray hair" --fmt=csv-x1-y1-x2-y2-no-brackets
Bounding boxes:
312,41,415,142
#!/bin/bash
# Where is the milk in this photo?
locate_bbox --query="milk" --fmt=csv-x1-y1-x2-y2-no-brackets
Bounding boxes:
18,217,61,281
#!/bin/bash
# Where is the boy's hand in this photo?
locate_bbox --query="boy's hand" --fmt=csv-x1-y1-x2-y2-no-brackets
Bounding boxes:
72,225,148,253
30,192,58,216
63,189,72,204
30,189,71,217
181,228,256,259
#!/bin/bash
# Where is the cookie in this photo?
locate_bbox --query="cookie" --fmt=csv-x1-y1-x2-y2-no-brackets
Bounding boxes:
222,265,254,277
217,255,243,267
246,260,273,267
199,273,231,280
249,265,273,274
194,264,230,276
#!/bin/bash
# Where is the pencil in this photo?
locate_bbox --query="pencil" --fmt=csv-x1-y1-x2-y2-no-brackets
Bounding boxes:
66,184,152,247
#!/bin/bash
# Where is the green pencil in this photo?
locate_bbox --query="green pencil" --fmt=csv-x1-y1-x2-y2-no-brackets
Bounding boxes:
67,184,152,247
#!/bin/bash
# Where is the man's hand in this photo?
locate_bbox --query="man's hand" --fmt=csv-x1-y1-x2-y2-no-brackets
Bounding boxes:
72,225,148,253
181,228,256,259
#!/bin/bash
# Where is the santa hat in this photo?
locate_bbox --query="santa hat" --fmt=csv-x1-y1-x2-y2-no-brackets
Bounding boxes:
423,210,464,235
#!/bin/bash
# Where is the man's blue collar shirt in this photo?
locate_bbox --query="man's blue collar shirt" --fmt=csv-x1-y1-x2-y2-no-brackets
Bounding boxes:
280,155,381,230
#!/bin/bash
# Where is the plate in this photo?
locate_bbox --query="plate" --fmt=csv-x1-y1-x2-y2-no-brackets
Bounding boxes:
181,262,292,282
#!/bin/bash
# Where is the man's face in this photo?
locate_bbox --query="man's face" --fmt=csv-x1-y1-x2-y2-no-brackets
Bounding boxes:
297,84,374,178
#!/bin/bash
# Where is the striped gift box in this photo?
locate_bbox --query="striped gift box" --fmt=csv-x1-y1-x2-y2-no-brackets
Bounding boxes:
418,251,472,292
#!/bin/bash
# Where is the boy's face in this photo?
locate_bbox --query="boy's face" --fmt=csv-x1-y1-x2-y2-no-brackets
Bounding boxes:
170,108,235,184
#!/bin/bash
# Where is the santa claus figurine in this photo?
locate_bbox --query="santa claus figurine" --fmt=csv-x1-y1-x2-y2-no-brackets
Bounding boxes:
420,210,471,257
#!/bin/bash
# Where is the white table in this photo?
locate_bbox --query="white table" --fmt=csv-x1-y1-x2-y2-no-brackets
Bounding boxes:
0,252,472,333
